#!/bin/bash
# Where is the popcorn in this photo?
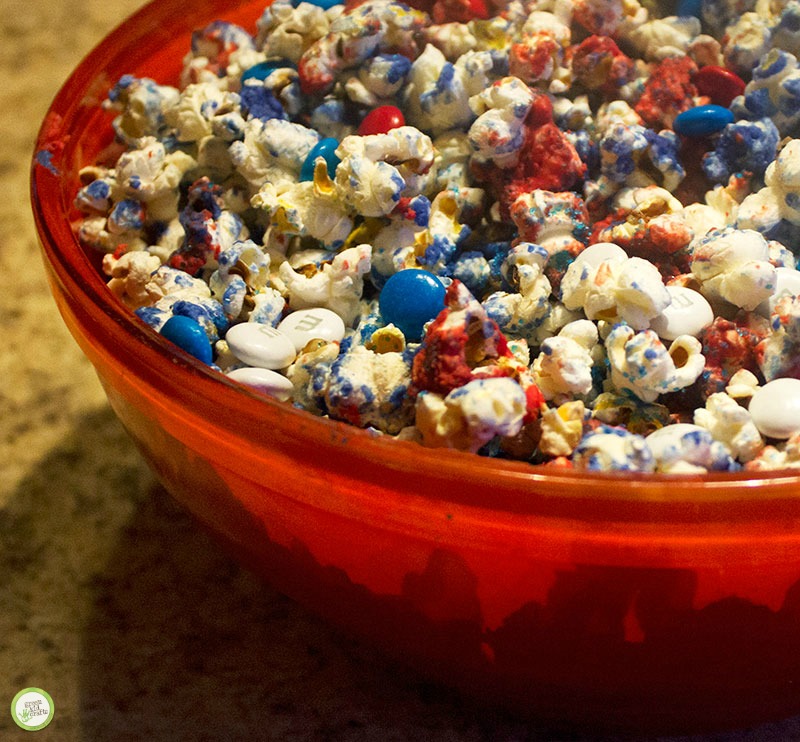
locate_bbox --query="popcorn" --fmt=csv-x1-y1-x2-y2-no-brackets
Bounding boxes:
645,423,738,473
467,76,535,170
756,295,800,381
209,239,272,321
113,137,198,220
104,75,180,143
252,164,354,249
483,242,552,340
532,319,598,401
538,400,587,457
416,377,527,452
702,118,780,186
345,53,412,107
229,118,320,191
297,1,428,95
314,342,414,433
334,126,436,217
690,227,777,311
508,10,571,88
626,16,701,62
103,251,163,310
722,12,772,76
560,252,670,330
403,45,493,136
605,324,705,403
694,392,765,462
732,49,800,137
572,425,655,472
78,0,800,473
255,0,333,64
279,243,372,325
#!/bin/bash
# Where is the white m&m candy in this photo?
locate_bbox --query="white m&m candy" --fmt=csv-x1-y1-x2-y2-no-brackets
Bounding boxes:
225,323,297,369
277,307,346,351
650,286,714,341
226,366,294,401
748,378,800,439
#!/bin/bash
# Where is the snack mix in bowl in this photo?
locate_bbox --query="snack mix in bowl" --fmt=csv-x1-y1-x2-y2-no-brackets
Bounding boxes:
31,0,800,733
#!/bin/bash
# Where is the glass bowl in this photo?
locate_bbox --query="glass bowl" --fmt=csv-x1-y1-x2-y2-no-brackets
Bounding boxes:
31,0,800,734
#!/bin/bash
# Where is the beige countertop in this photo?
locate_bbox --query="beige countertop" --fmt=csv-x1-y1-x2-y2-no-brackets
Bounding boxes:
3,1,800,739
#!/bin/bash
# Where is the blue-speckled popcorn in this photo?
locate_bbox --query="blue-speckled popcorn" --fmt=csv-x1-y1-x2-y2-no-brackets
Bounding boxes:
74,0,800,473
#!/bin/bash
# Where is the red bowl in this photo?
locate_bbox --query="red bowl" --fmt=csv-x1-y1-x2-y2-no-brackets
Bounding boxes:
31,0,800,734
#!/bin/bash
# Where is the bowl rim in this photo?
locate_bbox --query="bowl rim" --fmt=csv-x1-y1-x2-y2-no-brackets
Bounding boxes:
29,0,800,516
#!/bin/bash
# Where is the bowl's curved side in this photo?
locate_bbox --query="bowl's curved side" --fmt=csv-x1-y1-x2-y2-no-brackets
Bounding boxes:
30,0,800,732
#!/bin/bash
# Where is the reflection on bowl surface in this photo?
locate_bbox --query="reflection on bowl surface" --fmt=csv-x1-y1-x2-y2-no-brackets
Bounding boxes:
31,0,800,734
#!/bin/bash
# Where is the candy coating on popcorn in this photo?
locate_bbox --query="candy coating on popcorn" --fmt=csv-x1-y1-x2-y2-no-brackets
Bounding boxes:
75,0,800,473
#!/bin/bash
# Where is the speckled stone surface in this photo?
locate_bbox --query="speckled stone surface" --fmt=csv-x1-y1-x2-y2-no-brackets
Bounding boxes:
4,1,800,740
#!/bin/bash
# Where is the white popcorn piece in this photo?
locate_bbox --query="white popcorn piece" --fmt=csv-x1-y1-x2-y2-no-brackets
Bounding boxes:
104,77,180,143
533,319,598,401
538,400,587,457
209,239,271,320
573,0,648,37
278,243,371,324
645,423,736,473
334,126,436,217
416,377,527,453
572,425,655,472
722,12,772,75
725,369,760,399
229,117,320,190
605,325,705,403
164,83,240,143
483,243,552,341
255,0,333,64
561,253,670,330
252,165,354,249
468,76,535,169
296,0,427,95
102,251,163,310
694,392,765,462
317,344,414,433
403,45,492,136
690,227,777,311
626,16,701,61
114,137,198,221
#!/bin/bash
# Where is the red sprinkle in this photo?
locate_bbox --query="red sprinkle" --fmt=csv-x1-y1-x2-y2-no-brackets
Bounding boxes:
693,65,746,107
358,105,405,136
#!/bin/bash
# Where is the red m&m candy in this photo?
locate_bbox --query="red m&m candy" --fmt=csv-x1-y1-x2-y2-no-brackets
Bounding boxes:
358,105,405,135
693,65,746,107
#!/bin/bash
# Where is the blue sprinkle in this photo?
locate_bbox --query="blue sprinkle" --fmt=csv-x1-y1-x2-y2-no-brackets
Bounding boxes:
239,85,286,121
160,315,213,364
379,269,446,341
109,199,145,231
673,104,734,137
299,137,341,182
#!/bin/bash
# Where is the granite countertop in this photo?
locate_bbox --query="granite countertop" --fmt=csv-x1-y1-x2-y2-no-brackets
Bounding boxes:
3,0,800,739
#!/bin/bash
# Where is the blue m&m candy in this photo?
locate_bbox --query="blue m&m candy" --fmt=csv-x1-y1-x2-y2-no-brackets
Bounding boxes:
299,137,341,182
292,0,342,7
379,269,446,341
240,59,294,83
673,104,734,137
160,315,214,364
